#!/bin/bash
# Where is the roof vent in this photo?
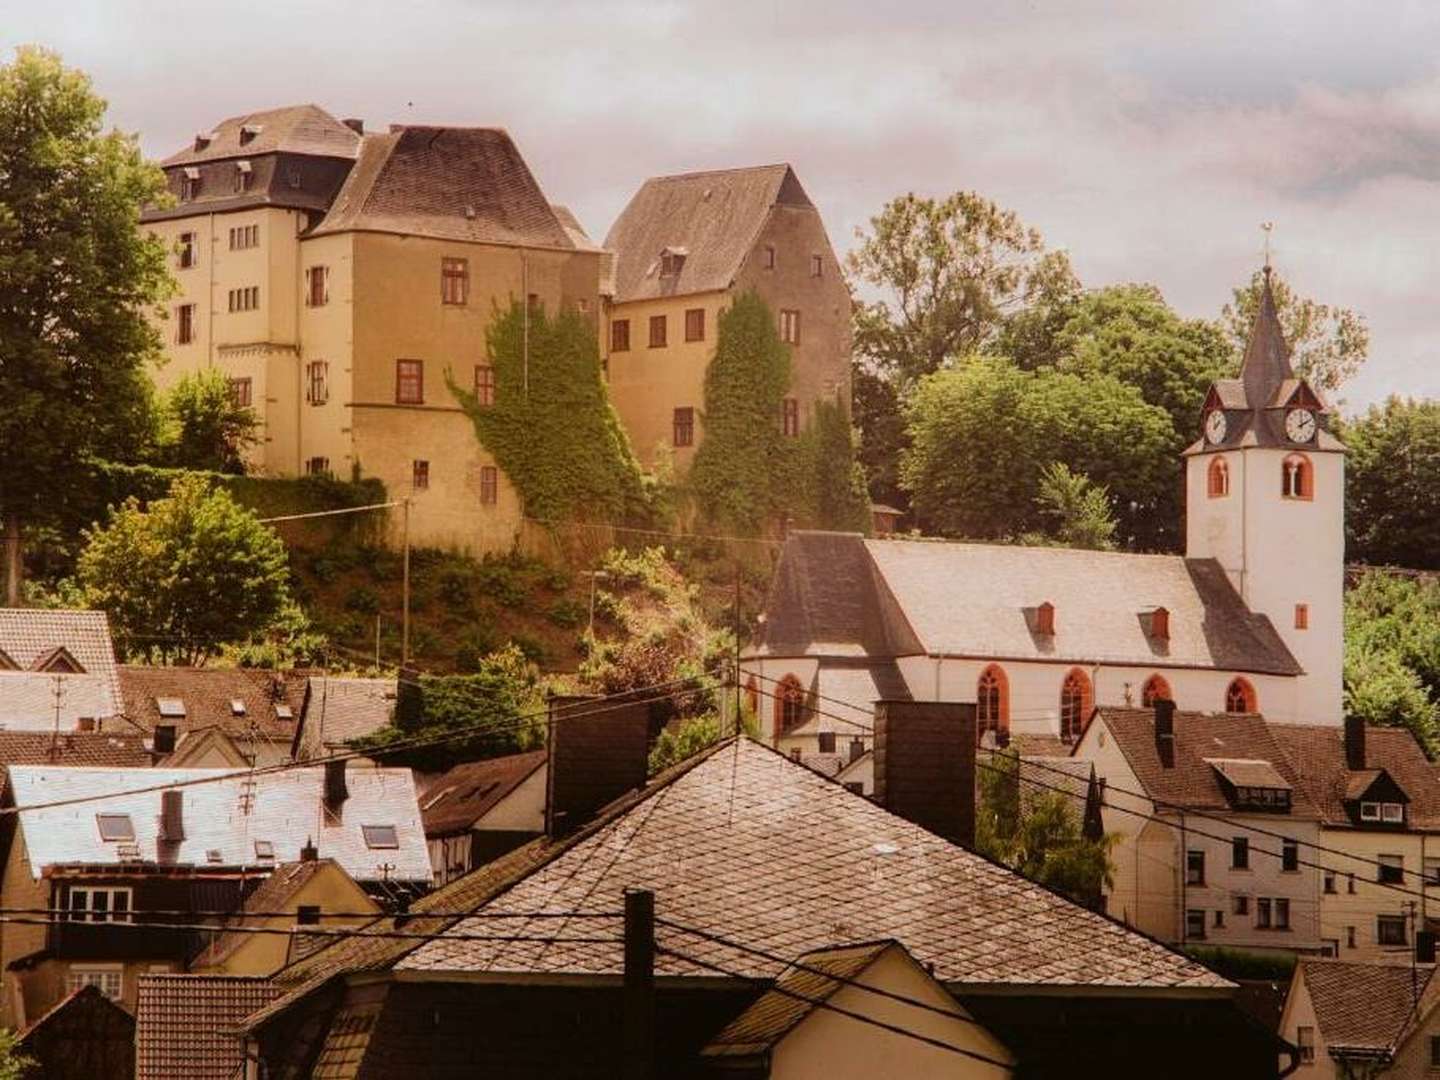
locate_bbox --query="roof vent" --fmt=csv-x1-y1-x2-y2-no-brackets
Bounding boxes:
194,132,213,151
1147,607,1171,641
230,699,247,717
239,123,263,145
206,849,223,864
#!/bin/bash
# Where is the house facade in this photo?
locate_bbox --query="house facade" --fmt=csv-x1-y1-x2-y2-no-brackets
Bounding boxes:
602,165,852,472
143,106,604,552
0,609,124,730
420,749,546,885
1280,959,1440,1077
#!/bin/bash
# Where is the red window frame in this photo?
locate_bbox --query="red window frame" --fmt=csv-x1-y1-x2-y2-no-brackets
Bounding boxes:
684,308,705,342
479,466,498,505
395,360,424,405
441,258,469,305
474,365,496,407
672,407,694,448
611,319,630,352
649,315,667,348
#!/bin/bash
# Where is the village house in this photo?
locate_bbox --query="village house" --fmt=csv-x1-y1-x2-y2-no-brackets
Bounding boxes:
293,675,396,763
419,749,546,885
0,760,429,1026
1279,958,1440,1077
602,164,853,472
136,974,280,1080
16,983,135,1080
0,609,124,731
232,702,1287,1077
142,105,605,552
1071,703,1325,953
744,268,1344,748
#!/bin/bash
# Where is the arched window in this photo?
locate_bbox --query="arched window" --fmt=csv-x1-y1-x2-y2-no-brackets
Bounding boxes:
1282,454,1313,500
1225,677,1257,714
1141,675,1172,708
744,677,759,719
1060,668,1092,742
977,665,1009,744
776,675,806,736
1207,457,1229,498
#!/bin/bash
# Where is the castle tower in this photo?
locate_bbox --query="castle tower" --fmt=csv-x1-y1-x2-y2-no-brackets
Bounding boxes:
1184,268,1345,724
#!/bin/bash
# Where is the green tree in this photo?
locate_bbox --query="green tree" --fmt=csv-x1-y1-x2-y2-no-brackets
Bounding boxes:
1343,571,1440,755
76,475,292,664
162,368,257,473
1032,463,1117,551
648,714,722,774
0,1029,32,1080
1222,269,1368,394
1343,397,1440,569
0,47,172,603
852,366,908,509
794,398,872,533
689,291,792,533
454,301,646,524
900,358,1173,544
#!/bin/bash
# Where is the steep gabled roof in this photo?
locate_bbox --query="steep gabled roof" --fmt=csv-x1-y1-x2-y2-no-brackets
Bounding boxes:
0,609,123,727
136,975,280,1080
604,164,809,302
161,104,361,166
310,126,575,249
0,731,150,769
296,677,395,759
120,666,307,748
1298,959,1435,1055
420,750,547,836
1272,723,1440,829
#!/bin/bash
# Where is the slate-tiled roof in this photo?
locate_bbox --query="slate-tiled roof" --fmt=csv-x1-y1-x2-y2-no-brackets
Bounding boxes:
420,750,547,837
161,104,361,166
297,677,395,758
860,537,1301,675
604,164,811,303
1272,723,1440,829
8,764,430,883
1298,959,1434,1054
395,738,1227,989
136,974,281,1080
1095,708,1320,816
0,731,150,769
0,608,123,726
311,127,574,248
120,666,306,750
701,940,894,1057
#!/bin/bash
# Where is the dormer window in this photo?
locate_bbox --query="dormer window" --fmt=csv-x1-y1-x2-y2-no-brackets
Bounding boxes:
194,132,213,152
239,123,263,146
1360,801,1406,824
1207,758,1293,814
659,247,688,277
181,166,201,201
234,160,253,193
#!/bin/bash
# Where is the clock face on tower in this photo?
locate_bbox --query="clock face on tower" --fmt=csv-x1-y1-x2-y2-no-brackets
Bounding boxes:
1285,408,1316,443
1205,409,1228,445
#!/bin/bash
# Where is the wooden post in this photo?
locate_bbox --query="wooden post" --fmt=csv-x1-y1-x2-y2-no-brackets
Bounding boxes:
623,888,655,1080
401,497,411,666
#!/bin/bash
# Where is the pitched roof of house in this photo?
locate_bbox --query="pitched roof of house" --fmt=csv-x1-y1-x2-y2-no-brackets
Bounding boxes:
18,983,135,1072
420,750,547,837
119,666,307,748
1093,708,1320,816
604,164,811,303
136,974,281,1079
700,940,898,1057
192,858,361,969
0,731,150,769
161,104,362,166
7,764,430,882
0,609,124,725
393,738,1226,988
310,126,575,248
753,533,1302,676
1272,723,1440,829
1297,959,1435,1054
297,677,395,758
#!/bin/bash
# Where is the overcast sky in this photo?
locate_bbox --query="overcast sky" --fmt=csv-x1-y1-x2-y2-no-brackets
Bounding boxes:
6,0,1439,411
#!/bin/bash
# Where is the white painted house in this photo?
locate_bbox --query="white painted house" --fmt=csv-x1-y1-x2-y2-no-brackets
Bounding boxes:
744,268,1343,750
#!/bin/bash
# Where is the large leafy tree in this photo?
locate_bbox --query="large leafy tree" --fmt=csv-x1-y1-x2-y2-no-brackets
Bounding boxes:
1343,397,1440,569
1344,571,1440,755
1222,268,1368,394
77,475,292,664
900,357,1174,545
0,47,171,603
162,368,258,473
1030,463,1118,551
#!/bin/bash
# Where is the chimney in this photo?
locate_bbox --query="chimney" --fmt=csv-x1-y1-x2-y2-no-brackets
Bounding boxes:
1035,602,1055,636
159,790,185,842
1155,699,1176,768
343,118,364,135
1149,607,1170,641
300,837,318,862
872,700,976,850
153,724,177,756
545,694,651,838
1418,931,1437,965
849,738,866,765
324,759,349,812
1345,715,1366,771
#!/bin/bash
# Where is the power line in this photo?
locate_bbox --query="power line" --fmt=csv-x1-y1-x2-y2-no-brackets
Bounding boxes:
257,501,402,524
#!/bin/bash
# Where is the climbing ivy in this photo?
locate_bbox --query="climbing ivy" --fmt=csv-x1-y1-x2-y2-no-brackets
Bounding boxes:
453,302,648,524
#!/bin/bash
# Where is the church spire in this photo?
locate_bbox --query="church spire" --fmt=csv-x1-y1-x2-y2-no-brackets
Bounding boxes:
1239,266,1294,410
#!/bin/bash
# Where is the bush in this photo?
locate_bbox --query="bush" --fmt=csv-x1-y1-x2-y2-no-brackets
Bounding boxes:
546,599,585,629
344,586,380,615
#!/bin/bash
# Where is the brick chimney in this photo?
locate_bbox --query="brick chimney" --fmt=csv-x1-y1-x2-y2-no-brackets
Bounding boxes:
1345,715,1366,772
545,694,651,838
300,837,318,862
324,759,349,813
1155,699,1176,769
872,700,976,849
159,789,185,843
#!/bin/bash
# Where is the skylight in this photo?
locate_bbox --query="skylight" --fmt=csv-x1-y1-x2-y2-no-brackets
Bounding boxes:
254,839,275,860
206,849,223,864
156,698,186,719
96,814,135,842
362,825,399,850
275,704,294,720
230,699,247,716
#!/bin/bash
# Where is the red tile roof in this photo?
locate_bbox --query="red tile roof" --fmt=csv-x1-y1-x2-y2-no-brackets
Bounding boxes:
1271,723,1440,829
136,975,280,1079
119,666,306,748
0,731,150,768
420,750,546,837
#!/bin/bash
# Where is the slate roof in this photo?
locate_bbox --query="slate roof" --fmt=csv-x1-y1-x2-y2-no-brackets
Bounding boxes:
1094,708,1319,816
420,750,547,836
310,127,575,248
604,164,811,303
0,608,124,725
297,677,395,758
8,764,430,883
700,940,896,1057
394,738,1227,989
1271,723,1440,829
0,731,150,769
136,974,281,1080
120,666,307,750
1298,959,1434,1054
191,858,356,969
161,104,361,166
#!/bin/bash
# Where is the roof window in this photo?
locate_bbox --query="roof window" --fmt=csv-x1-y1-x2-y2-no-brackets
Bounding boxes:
659,247,688,277
239,123,263,146
362,825,399,849
194,132,214,151
96,814,135,842
206,849,223,864
275,704,294,720
230,699,247,717
156,697,186,719
254,839,275,860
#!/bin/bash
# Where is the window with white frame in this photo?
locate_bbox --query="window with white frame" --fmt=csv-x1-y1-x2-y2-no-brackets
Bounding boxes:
67,966,122,1000
68,886,132,923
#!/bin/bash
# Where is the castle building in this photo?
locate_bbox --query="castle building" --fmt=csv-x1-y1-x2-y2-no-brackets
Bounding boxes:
745,267,1344,752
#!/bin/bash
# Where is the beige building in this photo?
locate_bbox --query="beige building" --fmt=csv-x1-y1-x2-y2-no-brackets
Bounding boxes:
1280,958,1440,1077
602,164,852,472
143,106,604,551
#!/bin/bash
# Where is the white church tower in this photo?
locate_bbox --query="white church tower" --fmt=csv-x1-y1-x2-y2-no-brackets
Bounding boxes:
1184,266,1345,724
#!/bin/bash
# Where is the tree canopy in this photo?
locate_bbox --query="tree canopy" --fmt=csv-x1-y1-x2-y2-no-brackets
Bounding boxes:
76,475,292,664
1343,397,1440,569
1222,268,1368,394
162,368,258,473
1029,462,1118,551
1344,570,1440,755
0,46,172,601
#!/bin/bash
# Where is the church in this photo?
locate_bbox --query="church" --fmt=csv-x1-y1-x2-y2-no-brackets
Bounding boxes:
743,267,1345,757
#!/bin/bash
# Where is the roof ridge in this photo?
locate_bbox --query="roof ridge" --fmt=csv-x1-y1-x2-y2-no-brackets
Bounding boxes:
643,162,792,183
